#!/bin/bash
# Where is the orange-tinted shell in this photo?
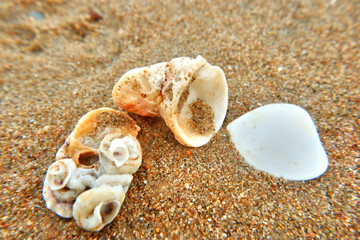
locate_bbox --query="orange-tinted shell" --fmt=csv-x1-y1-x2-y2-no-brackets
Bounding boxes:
56,108,140,167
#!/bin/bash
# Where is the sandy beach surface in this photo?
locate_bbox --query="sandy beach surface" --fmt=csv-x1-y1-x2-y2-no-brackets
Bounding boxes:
1,0,359,239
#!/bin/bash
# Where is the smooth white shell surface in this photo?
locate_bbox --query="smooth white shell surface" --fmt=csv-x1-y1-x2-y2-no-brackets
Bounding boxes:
227,104,328,181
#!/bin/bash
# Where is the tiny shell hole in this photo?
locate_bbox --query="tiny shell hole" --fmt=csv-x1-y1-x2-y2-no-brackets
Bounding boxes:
78,151,99,166
101,202,115,216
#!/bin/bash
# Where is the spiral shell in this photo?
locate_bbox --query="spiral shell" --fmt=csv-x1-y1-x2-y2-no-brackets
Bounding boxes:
43,159,81,218
72,185,126,231
99,132,142,175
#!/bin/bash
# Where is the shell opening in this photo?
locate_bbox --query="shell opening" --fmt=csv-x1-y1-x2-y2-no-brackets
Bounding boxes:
175,64,228,146
72,186,125,231
98,201,121,223
77,151,99,167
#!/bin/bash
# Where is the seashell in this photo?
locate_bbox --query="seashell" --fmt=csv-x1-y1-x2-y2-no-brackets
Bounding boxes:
99,132,142,175
112,56,228,147
43,159,82,218
72,185,126,231
45,158,77,191
227,104,329,181
42,183,74,218
56,108,140,167
112,62,167,117
72,174,132,231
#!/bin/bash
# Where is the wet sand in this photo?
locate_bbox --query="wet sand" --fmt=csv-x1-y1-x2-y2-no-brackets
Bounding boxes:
1,0,359,239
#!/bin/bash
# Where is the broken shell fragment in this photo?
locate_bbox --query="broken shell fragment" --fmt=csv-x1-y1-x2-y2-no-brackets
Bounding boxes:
99,132,142,175
112,56,228,147
112,62,167,117
72,185,126,232
60,107,140,161
227,104,329,181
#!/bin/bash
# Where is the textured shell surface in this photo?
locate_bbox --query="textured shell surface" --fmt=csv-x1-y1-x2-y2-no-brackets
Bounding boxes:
112,56,228,147
91,174,133,193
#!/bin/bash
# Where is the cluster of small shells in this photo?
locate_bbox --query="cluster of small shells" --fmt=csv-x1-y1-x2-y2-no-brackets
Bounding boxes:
43,108,142,231
43,56,229,231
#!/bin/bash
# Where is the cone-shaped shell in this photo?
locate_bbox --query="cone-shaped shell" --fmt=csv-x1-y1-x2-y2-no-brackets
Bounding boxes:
112,56,228,147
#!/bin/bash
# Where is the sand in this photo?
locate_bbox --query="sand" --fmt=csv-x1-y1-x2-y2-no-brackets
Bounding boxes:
1,0,359,239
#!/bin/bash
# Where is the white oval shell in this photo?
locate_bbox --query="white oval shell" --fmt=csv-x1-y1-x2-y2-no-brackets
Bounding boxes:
227,104,328,180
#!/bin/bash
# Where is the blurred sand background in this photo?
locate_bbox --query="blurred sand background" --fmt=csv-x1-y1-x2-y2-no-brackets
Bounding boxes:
0,0,359,239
